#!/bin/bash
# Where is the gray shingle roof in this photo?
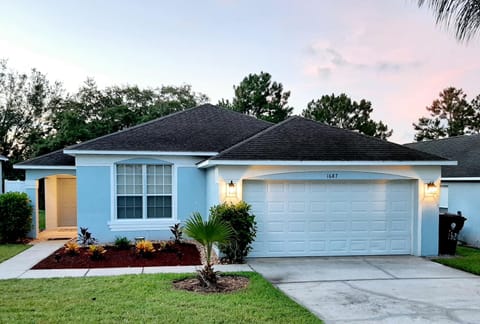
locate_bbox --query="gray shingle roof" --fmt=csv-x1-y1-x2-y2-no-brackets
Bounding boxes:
405,134,480,177
17,106,450,168
67,104,272,153
211,116,447,161
16,149,75,166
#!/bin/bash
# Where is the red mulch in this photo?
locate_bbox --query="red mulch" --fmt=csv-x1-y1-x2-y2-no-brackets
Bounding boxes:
32,242,201,269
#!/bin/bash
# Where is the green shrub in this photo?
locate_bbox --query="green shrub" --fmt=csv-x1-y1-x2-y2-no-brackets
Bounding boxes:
0,192,33,243
114,236,131,250
210,201,256,263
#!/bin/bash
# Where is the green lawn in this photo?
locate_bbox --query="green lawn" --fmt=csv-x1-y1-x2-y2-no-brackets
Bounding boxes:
39,209,46,231
0,272,322,323
433,246,480,275
0,244,31,263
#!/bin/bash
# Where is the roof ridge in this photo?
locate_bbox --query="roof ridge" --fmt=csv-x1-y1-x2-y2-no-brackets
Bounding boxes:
208,116,296,160
210,115,449,162
66,104,209,150
299,117,448,160
66,104,273,151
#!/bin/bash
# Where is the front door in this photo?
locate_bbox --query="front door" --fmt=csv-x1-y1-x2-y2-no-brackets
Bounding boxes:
57,178,77,227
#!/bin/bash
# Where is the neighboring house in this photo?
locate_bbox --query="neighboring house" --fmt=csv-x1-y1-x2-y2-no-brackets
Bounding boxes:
406,135,480,247
0,154,8,193
16,104,454,257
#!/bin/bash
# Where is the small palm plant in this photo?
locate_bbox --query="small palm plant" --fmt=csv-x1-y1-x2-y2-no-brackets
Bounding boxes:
184,212,233,287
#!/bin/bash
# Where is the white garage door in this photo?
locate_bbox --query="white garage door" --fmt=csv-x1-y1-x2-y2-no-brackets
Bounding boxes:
244,180,414,257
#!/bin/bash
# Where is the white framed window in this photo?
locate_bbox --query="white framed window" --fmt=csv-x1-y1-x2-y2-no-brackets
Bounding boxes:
116,164,172,219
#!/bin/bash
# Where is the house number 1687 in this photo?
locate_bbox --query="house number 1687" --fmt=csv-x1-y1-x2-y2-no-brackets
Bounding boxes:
326,173,338,179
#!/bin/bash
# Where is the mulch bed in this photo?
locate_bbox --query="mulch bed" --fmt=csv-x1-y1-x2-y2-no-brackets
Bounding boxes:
173,275,250,293
32,242,201,269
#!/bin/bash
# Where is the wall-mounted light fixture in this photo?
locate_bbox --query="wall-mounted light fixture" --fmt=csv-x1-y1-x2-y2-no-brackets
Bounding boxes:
425,181,438,196
226,180,237,197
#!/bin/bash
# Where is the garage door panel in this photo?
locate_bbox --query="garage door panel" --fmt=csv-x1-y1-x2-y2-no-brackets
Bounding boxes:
288,201,306,212
390,239,410,251
352,201,369,212
391,219,409,232
288,221,307,232
310,201,327,212
245,180,413,257
289,183,306,192
266,241,285,253
267,183,285,192
329,240,348,252
309,221,327,232
370,240,388,252
310,183,327,192
371,221,388,232
288,241,308,253
267,201,285,213
351,240,369,251
351,221,369,232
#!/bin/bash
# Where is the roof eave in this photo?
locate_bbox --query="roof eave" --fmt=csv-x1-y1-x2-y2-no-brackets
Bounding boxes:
442,177,480,181
197,160,457,168
14,165,76,170
64,149,218,157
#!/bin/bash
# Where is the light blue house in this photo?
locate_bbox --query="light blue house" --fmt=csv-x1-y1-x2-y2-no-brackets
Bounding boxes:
16,104,454,257
406,135,480,247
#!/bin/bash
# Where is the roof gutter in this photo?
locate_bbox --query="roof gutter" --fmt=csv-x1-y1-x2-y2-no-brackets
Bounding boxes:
197,159,457,168
64,149,218,157
442,177,480,181
14,165,76,170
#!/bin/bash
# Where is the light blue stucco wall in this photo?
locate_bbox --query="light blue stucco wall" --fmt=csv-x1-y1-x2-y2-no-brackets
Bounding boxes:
445,182,480,247
420,200,440,256
177,167,206,221
76,165,206,243
205,167,219,219
76,166,112,241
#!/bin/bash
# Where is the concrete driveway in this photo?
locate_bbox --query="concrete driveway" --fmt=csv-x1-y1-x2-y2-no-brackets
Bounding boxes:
249,256,480,324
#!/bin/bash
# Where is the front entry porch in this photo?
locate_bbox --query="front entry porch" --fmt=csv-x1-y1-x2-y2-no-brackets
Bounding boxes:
39,174,77,240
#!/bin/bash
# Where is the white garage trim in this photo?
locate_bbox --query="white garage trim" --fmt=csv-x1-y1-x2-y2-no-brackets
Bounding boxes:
244,180,414,257
198,159,455,168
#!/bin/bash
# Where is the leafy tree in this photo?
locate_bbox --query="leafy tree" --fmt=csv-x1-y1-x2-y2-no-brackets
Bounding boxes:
184,212,233,288
418,0,480,42
219,72,293,123
34,81,209,155
0,60,63,163
413,87,479,141
302,93,393,140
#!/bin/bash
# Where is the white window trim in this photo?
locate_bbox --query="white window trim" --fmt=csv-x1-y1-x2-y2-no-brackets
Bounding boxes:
108,162,178,231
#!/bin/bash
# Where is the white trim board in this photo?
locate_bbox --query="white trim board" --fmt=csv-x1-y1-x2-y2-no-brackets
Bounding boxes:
65,149,217,156
198,159,457,168
442,177,480,181
14,165,76,170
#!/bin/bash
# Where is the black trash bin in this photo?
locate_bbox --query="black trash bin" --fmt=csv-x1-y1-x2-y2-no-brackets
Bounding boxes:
438,211,467,255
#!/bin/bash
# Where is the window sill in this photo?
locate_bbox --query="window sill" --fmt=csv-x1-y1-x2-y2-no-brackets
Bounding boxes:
108,219,178,231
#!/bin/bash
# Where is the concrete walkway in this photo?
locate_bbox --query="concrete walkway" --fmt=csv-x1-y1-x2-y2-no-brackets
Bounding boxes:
250,256,480,324
0,240,252,280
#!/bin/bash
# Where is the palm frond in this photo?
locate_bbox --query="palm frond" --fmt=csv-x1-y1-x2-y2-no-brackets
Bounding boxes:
184,212,233,246
418,0,480,42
